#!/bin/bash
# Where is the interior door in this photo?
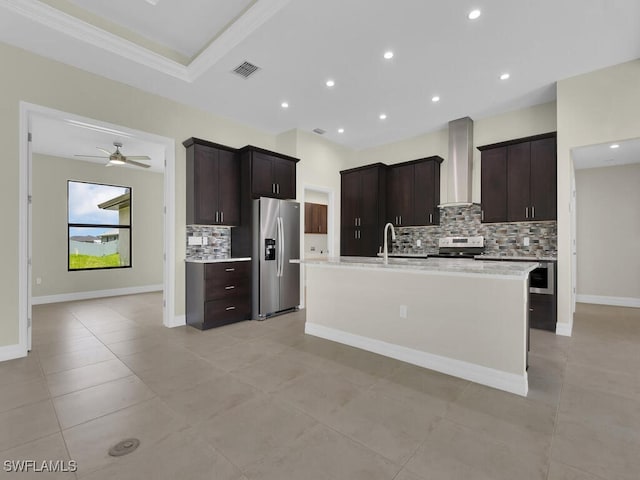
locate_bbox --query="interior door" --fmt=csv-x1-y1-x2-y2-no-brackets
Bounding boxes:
279,200,300,311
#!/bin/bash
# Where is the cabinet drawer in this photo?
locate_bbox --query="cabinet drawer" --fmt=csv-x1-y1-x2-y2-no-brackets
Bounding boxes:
204,297,251,328
529,293,556,332
205,262,250,300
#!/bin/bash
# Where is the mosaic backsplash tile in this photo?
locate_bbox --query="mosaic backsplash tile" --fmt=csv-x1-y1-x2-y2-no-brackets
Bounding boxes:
186,225,231,260
393,204,557,258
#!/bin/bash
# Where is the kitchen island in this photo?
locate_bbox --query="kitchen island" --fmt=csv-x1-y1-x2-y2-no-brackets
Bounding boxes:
302,257,539,396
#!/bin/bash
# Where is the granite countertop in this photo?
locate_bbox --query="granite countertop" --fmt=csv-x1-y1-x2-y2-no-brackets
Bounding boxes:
302,256,539,278
185,257,251,263
474,254,557,262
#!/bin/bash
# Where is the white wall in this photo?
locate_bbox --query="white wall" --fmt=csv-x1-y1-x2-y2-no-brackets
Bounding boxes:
32,154,164,299
575,164,640,302
557,59,640,330
356,102,557,205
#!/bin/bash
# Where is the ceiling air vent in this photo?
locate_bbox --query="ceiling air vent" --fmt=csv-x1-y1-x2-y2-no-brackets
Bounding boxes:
232,61,260,79
313,128,326,135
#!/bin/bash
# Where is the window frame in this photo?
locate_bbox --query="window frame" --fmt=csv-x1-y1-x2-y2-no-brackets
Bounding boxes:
67,180,133,272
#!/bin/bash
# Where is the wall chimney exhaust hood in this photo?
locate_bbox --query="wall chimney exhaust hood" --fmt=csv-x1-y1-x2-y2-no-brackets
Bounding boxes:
439,117,474,207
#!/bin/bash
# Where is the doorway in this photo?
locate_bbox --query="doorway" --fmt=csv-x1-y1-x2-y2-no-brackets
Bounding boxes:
19,103,176,355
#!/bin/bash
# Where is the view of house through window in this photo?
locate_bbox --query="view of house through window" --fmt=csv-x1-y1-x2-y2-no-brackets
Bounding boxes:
68,180,132,270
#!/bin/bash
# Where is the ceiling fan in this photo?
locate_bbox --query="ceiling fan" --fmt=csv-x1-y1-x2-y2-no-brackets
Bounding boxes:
75,142,151,168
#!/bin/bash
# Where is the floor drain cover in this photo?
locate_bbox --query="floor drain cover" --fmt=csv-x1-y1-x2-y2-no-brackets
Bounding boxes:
108,438,140,457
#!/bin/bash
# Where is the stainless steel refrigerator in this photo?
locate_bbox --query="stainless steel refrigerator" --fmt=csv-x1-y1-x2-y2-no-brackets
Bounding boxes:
252,197,300,319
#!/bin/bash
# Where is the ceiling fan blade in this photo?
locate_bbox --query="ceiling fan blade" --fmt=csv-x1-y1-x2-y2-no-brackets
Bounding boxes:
97,147,112,155
124,155,151,160
124,159,151,168
75,154,109,158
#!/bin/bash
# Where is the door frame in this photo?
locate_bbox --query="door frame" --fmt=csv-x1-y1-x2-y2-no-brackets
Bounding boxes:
18,102,177,356
300,184,335,308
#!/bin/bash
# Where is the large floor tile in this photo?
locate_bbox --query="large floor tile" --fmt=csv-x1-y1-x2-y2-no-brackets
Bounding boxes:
53,375,155,429
323,388,440,464
40,346,117,375
62,397,188,477
0,378,50,414
0,355,43,386
197,393,317,468
46,359,133,397
563,361,640,401
404,418,547,480
0,433,75,479
0,400,60,452
242,424,400,480
78,427,246,480
134,361,223,396
546,461,608,480
159,374,258,425
444,383,556,460
34,337,107,360
272,370,364,423
202,337,289,372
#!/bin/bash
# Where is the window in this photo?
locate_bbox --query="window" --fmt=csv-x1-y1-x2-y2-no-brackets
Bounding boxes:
68,181,132,270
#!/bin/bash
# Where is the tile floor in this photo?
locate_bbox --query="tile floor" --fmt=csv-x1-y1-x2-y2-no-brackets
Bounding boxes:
1,294,638,479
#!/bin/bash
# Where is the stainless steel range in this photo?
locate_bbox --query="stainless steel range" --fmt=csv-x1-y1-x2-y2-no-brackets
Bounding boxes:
429,236,485,258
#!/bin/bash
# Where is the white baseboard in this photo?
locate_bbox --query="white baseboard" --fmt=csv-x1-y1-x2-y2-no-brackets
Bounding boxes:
32,284,163,305
166,314,186,328
555,322,573,337
0,343,27,362
576,294,640,308
305,322,528,397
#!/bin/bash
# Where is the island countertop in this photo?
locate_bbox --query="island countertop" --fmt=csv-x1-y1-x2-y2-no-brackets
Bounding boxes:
301,256,539,279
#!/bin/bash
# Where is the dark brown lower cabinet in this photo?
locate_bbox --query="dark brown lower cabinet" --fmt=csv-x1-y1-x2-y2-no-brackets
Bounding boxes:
186,261,251,330
529,293,556,332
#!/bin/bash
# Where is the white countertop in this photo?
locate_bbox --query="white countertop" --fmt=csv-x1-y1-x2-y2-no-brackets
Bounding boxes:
475,254,557,262
185,257,251,263
302,256,539,278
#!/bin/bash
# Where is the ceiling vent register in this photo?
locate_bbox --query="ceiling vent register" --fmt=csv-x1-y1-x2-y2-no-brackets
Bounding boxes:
232,61,260,78
312,128,326,135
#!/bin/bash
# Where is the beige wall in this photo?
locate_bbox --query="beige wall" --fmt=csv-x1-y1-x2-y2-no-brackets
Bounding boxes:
0,42,271,347
356,102,557,204
557,59,640,328
32,154,164,297
575,164,640,299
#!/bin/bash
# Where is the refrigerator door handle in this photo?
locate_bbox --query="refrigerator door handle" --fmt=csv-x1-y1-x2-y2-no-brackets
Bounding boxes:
277,216,284,277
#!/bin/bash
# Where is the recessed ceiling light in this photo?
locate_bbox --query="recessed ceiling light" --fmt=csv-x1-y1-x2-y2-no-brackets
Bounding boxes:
383,51,394,60
610,144,620,149
145,0,159,5
281,102,289,109
500,73,510,80
379,113,387,120
468,9,481,20
326,79,335,87
431,96,440,103
338,128,345,134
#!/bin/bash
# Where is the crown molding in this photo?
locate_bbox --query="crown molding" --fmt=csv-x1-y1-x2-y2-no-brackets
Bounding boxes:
1,0,292,83
188,0,292,80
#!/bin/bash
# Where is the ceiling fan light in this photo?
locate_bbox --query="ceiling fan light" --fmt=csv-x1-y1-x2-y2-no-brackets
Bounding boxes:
110,159,125,165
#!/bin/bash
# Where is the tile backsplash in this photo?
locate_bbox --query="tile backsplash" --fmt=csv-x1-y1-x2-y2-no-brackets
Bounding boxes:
393,204,557,257
186,225,231,260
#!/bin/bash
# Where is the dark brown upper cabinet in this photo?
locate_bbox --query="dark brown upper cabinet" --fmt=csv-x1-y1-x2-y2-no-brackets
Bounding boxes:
184,137,240,226
478,133,557,223
239,146,299,199
340,164,387,256
305,202,328,234
386,156,442,226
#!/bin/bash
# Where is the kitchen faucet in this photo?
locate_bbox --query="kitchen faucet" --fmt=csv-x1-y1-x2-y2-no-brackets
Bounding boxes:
383,222,396,264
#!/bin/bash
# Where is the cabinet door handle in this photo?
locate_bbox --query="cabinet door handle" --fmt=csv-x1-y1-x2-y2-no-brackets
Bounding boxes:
400,215,402,225
215,211,219,223
225,306,236,311
225,268,235,272
221,211,224,223
481,210,484,222
354,217,358,226
358,217,361,227
277,184,280,195
224,285,235,290
272,183,275,194
429,213,433,224
354,230,357,239
531,206,535,218
525,207,529,219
